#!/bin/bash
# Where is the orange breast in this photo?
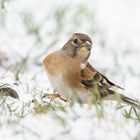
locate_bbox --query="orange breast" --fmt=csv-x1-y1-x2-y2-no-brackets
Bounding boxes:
43,51,82,89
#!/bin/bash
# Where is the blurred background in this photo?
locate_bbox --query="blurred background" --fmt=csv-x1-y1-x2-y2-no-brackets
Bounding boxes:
0,0,140,140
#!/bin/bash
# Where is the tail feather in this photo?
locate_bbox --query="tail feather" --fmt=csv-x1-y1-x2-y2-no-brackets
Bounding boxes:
102,88,140,109
97,86,140,109
120,94,140,109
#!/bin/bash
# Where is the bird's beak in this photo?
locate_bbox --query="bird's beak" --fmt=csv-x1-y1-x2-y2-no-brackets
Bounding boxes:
80,47,89,52
80,44,91,52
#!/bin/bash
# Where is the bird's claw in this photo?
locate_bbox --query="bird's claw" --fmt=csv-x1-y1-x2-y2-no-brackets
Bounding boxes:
42,93,70,103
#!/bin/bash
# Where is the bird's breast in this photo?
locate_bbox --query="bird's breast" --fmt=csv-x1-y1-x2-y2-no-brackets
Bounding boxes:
43,51,83,98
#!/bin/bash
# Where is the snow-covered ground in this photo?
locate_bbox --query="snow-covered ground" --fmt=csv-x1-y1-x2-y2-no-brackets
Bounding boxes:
0,0,140,140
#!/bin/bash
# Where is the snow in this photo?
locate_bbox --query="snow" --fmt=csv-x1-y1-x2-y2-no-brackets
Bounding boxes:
0,0,140,140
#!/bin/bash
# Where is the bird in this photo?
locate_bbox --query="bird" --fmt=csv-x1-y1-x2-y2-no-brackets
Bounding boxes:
43,33,140,107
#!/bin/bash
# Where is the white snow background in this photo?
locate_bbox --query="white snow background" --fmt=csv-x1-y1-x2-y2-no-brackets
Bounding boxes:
0,0,140,140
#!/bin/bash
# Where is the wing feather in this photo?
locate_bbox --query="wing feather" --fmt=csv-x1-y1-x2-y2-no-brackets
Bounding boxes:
81,62,124,90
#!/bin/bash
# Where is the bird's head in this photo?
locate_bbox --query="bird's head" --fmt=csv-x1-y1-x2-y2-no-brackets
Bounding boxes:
63,33,92,61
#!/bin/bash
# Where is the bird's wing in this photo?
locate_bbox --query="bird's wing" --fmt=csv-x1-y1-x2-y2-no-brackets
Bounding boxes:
80,63,140,107
81,62,124,90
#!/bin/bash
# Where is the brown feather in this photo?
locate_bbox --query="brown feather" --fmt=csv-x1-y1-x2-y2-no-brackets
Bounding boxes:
85,63,124,90
80,62,140,108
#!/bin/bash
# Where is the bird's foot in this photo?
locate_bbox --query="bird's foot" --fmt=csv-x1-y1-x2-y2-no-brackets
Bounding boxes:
42,93,70,103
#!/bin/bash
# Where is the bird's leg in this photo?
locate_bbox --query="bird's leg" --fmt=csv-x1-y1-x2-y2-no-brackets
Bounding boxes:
42,92,70,103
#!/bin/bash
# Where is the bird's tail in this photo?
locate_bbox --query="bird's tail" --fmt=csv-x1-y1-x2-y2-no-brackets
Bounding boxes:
102,89,140,109
119,94,140,109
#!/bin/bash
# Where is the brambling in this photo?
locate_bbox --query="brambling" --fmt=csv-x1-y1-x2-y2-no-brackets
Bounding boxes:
43,33,139,107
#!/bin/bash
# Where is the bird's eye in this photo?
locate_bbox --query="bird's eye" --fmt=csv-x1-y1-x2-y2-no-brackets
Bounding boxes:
71,39,79,46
